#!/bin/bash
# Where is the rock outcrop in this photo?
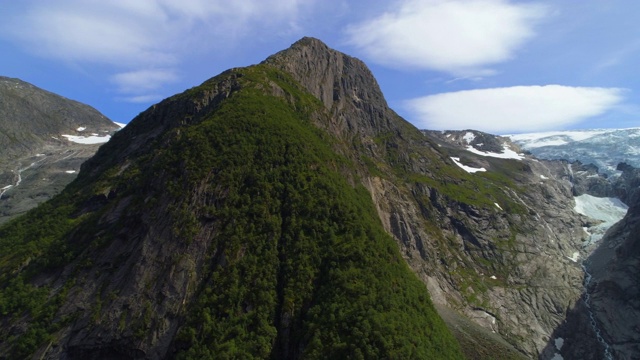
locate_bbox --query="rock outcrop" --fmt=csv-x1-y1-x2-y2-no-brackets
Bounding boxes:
540,162,640,359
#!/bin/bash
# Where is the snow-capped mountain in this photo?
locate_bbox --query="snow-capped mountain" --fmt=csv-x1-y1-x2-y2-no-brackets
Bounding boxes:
508,128,640,176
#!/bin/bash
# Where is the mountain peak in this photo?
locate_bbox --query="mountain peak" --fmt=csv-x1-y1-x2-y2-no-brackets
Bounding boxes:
290,36,330,50
263,37,395,137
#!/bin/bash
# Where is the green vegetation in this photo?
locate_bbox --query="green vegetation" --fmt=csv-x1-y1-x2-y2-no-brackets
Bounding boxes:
0,189,96,357
164,66,463,358
0,65,464,359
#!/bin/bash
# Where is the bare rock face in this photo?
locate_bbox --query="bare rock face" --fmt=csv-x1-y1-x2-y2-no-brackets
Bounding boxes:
265,41,612,357
349,124,592,357
262,37,398,140
542,162,640,360
260,40,605,357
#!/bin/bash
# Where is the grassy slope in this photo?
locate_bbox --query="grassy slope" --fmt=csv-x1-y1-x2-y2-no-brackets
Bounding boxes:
0,65,464,359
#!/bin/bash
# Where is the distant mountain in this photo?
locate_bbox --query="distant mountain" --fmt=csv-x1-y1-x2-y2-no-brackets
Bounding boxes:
508,128,640,176
0,76,117,160
0,76,120,223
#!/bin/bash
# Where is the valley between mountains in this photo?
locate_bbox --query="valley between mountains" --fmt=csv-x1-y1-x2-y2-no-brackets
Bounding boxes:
0,38,638,359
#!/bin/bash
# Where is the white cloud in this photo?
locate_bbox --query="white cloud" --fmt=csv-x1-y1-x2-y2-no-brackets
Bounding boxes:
2,0,309,102
345,0,548,76
406,85,625,134
119,95,166,104
112,69,179,94
7,1,176,67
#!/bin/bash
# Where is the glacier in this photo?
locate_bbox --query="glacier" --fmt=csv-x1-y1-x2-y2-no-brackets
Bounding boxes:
508,128,640,176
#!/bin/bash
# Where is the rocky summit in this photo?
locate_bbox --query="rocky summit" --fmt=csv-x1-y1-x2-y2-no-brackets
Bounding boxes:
0,38,638,360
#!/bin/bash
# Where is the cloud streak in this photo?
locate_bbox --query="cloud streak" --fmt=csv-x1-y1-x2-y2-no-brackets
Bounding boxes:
345,0,548,76
2,0,309,102
406,85,625,134
112,69,179,94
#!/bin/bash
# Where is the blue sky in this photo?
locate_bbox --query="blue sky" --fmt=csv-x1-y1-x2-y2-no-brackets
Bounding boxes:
1,0,639,134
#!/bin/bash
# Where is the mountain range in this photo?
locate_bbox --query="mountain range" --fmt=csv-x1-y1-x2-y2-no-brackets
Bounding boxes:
1,38,638,359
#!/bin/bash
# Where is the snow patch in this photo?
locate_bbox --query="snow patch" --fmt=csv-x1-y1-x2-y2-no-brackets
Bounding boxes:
465,144,525,160
574,194,628,246
494,203,503,210
113,122,127,128
555,337,564,351
77,126,86,131
61,134,111,144
540,174,549,179
451,157,486,173
490,275,497,280
567,252,580,262
463,132,475,143
65,170,76,174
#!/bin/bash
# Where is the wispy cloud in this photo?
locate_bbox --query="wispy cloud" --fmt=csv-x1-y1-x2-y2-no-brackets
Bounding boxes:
5,1,177,67
592,39,640,73
406,85,625,133
345,0,548,76
112,69,179,94
118,94,167,104
1,0,309,102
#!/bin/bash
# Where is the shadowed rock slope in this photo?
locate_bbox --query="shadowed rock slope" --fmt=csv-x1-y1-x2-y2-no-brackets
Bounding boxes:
0,39,462,359
540,163,640,360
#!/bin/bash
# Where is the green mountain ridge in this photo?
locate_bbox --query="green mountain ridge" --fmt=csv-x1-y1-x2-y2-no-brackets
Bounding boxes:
2,37,618,359
0,40,464,359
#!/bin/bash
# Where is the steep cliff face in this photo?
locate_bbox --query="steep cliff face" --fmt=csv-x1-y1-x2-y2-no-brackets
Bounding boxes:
0,40,462,359
540,162,640,360
266,42,589,355
1,38,629,360
550,205,640,360
262,37,397,139
587,196,640,359
398,130,591,357
259,41,599,357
